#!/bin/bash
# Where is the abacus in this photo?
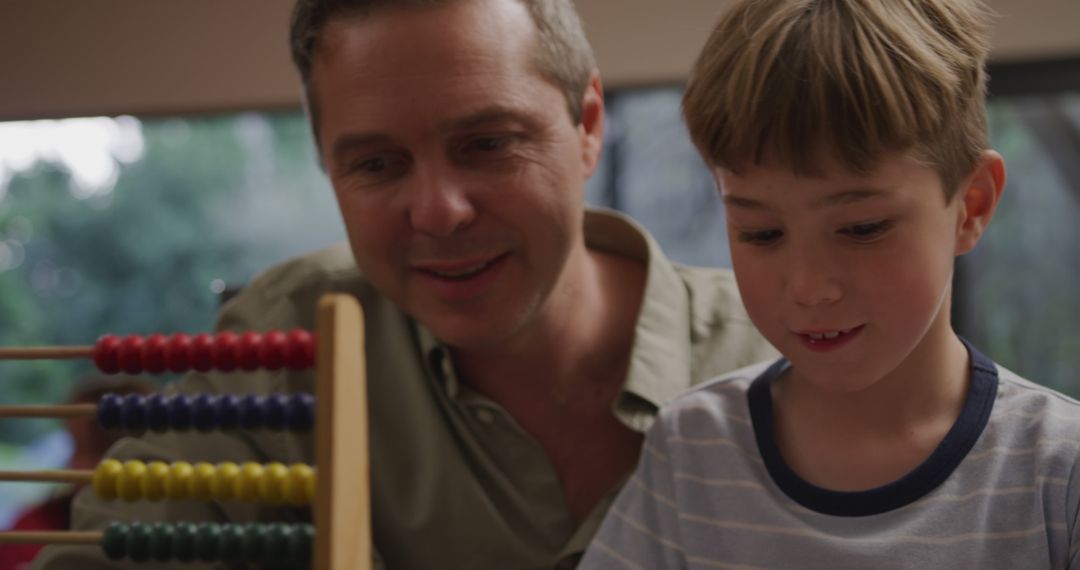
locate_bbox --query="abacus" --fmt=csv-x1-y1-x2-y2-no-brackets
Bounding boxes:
0,294,370,569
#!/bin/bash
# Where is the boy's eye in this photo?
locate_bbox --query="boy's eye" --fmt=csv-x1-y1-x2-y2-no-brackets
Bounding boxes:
840,220,892,241
737,229,783,245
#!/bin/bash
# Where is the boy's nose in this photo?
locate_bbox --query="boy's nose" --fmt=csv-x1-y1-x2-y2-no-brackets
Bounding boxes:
787,251,843,307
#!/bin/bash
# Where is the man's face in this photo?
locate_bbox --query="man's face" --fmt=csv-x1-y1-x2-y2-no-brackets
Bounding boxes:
310,0,603,349
716,153,966,393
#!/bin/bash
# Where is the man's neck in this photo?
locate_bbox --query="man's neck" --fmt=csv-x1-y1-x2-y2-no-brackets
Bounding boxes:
454,244,646,408
450,242,648,522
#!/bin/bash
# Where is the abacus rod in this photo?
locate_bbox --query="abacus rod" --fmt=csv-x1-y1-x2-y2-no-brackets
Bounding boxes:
0,470,92,484
0,531,101,545
0,346,94,360
0,404,97,419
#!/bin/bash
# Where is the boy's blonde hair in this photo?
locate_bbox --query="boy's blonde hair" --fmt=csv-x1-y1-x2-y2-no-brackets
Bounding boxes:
683,0,992,199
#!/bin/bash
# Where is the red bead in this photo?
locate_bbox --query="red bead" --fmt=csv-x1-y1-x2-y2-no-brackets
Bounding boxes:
93,335,122,374
213,331,238,372
166,333,192,373
285,330,315,370
237,332,262,371
143,334,168,374
191,333,215,372
120,335,146,374
260,331,286,371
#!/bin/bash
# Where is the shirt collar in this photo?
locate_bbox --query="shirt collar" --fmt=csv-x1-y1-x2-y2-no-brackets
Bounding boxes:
416,208,693,429
582,208,692,431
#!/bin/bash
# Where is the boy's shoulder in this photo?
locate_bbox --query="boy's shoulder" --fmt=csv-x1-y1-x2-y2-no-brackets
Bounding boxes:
991,362,1080,433
655,358,780,432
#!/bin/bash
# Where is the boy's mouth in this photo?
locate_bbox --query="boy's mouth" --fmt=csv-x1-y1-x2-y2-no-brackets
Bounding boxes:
796,325,866,351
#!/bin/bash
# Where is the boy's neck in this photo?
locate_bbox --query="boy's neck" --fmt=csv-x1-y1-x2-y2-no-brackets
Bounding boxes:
770,314,971,492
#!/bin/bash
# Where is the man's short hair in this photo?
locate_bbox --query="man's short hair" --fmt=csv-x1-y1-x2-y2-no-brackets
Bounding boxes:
289,0,597,135
682,0,993,199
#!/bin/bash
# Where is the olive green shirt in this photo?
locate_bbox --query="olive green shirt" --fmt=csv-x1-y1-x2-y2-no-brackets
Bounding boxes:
32,209,776,570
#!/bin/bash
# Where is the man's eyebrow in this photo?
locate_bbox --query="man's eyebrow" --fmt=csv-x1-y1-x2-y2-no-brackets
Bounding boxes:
329,132,394,164
438,106,539,133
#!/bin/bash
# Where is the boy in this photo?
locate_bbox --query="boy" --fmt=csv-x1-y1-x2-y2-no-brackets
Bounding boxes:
581,0,1080,568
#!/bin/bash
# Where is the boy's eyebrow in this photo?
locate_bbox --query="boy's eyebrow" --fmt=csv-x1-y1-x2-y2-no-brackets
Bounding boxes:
723,195,771,210
722,188,894,211
816,188,894,207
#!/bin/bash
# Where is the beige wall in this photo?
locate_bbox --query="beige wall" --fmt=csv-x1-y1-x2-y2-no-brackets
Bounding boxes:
1,0,1078,121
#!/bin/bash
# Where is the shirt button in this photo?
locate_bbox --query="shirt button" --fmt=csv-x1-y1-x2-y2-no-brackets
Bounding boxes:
474,409,495,424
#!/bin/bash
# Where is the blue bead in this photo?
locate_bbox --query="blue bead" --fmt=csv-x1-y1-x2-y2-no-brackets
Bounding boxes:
192,394,218,432
238,395,264,430
287,394,315,432
146,394,171,432
170,395,193,431
216,394,241,431
122,394,148,431
264,395,289,431
97,393,124,431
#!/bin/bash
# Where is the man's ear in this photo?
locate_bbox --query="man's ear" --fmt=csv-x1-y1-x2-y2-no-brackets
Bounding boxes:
578,71,605,178
955,150,1006,255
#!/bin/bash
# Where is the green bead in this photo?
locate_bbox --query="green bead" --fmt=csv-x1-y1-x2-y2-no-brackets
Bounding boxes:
218,524,247,562
149,523,176,562
242,523,269,562
289,524,315,564
126,522,153,562
173,521,199,562
195,522,223,562
102,522,129,560
264,523,295,562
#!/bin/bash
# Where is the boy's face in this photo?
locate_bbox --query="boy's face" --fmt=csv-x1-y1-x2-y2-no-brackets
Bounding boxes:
716,153,972,393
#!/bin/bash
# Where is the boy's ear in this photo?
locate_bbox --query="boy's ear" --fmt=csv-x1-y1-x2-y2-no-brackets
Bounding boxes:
955,150,1006,256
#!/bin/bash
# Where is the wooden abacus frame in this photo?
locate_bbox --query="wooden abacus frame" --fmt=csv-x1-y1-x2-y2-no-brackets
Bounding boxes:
0,293,372,570
314,293,370,570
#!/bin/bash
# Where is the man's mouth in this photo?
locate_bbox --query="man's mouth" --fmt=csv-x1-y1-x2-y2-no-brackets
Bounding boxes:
417,253,509,280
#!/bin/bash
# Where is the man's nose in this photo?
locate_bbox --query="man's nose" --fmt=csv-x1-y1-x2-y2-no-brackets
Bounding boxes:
406,167,477,237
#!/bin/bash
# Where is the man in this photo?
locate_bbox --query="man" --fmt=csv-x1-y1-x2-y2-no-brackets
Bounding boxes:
34,0,775,568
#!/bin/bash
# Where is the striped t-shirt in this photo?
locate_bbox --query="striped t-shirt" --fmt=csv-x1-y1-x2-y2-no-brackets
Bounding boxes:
581,344,1080,569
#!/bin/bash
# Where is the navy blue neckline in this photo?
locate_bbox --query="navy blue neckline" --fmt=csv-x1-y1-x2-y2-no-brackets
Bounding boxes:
747,339,999,517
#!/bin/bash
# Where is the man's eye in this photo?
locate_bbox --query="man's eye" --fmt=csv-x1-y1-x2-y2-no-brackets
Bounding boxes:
841,220,892,241
472,137,506,151
462,135,515,157
737,229,783,245
339,154,408,186
353,157,387,173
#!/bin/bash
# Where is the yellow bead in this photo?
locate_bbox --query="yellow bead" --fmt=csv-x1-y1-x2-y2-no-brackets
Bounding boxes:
236,462,265,502
259,463,289,504
285,464,315,505
93,459,123,501
212,462,240,501
165,462,194,499
119,460,148,502
305,467,316,503
142,461,170,501
191,462,216,501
